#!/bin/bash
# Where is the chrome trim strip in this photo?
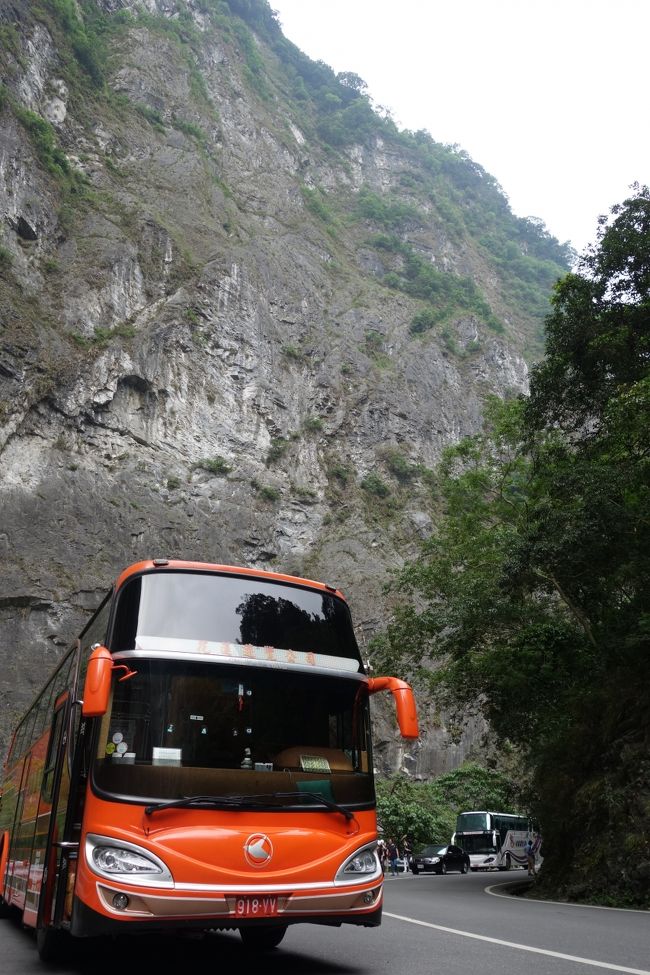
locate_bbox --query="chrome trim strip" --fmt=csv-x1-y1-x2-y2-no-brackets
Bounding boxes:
176,881,335,892
173,876,380,892
94,877,382,894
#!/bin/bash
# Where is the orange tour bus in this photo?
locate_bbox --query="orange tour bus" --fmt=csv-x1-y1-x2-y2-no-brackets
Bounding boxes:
0,559,418,961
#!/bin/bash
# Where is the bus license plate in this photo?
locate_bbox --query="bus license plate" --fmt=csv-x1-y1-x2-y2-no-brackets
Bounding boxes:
235,896,278,917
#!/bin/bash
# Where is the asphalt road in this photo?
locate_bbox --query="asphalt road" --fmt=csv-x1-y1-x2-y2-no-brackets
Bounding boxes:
2,872,648,974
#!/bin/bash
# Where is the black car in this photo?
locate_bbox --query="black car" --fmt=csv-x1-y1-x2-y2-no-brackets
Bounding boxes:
411,843,470,875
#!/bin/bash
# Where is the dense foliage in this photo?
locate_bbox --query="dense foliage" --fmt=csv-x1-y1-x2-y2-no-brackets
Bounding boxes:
372,186,650,906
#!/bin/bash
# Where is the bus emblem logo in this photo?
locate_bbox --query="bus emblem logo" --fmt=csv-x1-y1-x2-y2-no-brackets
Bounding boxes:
244,833,273,867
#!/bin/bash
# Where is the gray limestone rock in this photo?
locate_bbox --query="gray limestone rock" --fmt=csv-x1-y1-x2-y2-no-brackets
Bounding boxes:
0,1,556,774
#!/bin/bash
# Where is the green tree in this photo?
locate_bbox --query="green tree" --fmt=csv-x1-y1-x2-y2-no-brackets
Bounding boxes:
336,71,368,96
528,182,650,432
376,777,454,846
426,763,519,814
373,186,650,907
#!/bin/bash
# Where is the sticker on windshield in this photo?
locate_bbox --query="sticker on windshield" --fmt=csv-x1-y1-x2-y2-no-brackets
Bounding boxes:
152,747,182,764
300,755,331,773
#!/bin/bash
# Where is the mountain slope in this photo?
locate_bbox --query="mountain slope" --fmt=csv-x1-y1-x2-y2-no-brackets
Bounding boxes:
0,0,569,767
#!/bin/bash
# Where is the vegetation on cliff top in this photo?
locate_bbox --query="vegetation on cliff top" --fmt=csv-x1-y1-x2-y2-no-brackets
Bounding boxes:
371,185,650,907
0,0,570,358
218,0,570,348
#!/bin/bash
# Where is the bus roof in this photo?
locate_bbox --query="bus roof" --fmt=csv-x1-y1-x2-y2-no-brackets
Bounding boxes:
458,810,526,816
114,560,347,603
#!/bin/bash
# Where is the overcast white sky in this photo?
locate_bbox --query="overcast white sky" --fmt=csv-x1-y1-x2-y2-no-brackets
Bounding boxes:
271,0,649,254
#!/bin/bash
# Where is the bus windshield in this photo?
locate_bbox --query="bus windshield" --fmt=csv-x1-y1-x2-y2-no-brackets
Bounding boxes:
93,660,373,807
456,834,497,855
456,812,490,831
110,571,362,669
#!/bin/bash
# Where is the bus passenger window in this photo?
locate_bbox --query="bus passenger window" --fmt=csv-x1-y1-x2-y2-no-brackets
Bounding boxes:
42,707,66,802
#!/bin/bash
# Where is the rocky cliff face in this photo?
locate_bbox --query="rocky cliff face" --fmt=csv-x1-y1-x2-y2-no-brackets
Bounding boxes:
0,0,564,770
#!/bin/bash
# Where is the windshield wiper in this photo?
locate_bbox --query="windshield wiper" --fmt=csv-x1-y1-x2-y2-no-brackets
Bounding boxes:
144,791,354,820
265,791,355,821
144,795,268,816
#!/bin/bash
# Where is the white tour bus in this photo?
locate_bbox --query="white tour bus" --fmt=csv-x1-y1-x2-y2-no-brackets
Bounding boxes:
452,810,542,871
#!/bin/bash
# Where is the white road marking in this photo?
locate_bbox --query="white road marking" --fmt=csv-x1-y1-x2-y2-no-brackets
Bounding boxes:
384,912,650,975
485,880,650,914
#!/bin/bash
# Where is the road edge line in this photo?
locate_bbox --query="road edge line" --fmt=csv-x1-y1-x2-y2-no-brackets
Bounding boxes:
484,879,650,914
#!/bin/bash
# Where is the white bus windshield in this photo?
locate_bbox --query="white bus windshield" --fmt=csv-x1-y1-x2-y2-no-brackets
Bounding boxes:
111,571,362,669
456,812,490,831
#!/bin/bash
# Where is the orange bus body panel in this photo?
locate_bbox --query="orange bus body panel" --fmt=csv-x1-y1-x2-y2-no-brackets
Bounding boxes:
74,791,382,929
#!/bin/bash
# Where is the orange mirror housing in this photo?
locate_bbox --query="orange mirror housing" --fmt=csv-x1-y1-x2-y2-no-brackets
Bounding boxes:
367,676,419,739
82,645,113,717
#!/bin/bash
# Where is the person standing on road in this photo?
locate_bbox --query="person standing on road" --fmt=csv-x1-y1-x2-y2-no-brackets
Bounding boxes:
525,839,536,876
387,838,399,877
401,835,413,872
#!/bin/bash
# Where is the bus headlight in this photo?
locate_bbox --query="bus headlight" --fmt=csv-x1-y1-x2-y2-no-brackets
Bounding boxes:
86,834,173,886
336,844,381,882
93,847,161,874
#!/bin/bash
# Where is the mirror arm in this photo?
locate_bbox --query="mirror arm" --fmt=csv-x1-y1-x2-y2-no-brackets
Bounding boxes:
367,676,419,740
112,663,138,682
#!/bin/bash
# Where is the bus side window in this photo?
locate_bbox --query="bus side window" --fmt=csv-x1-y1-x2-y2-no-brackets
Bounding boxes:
96,687,115,760
41,706,66,803
21,704,41,758
77,596,112,696
9,720,28,767
35,680,56,740
52,654,74,706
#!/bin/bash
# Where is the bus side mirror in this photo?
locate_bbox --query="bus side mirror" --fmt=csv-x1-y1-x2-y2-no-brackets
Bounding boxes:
367,676,419,739
82,645,113,717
